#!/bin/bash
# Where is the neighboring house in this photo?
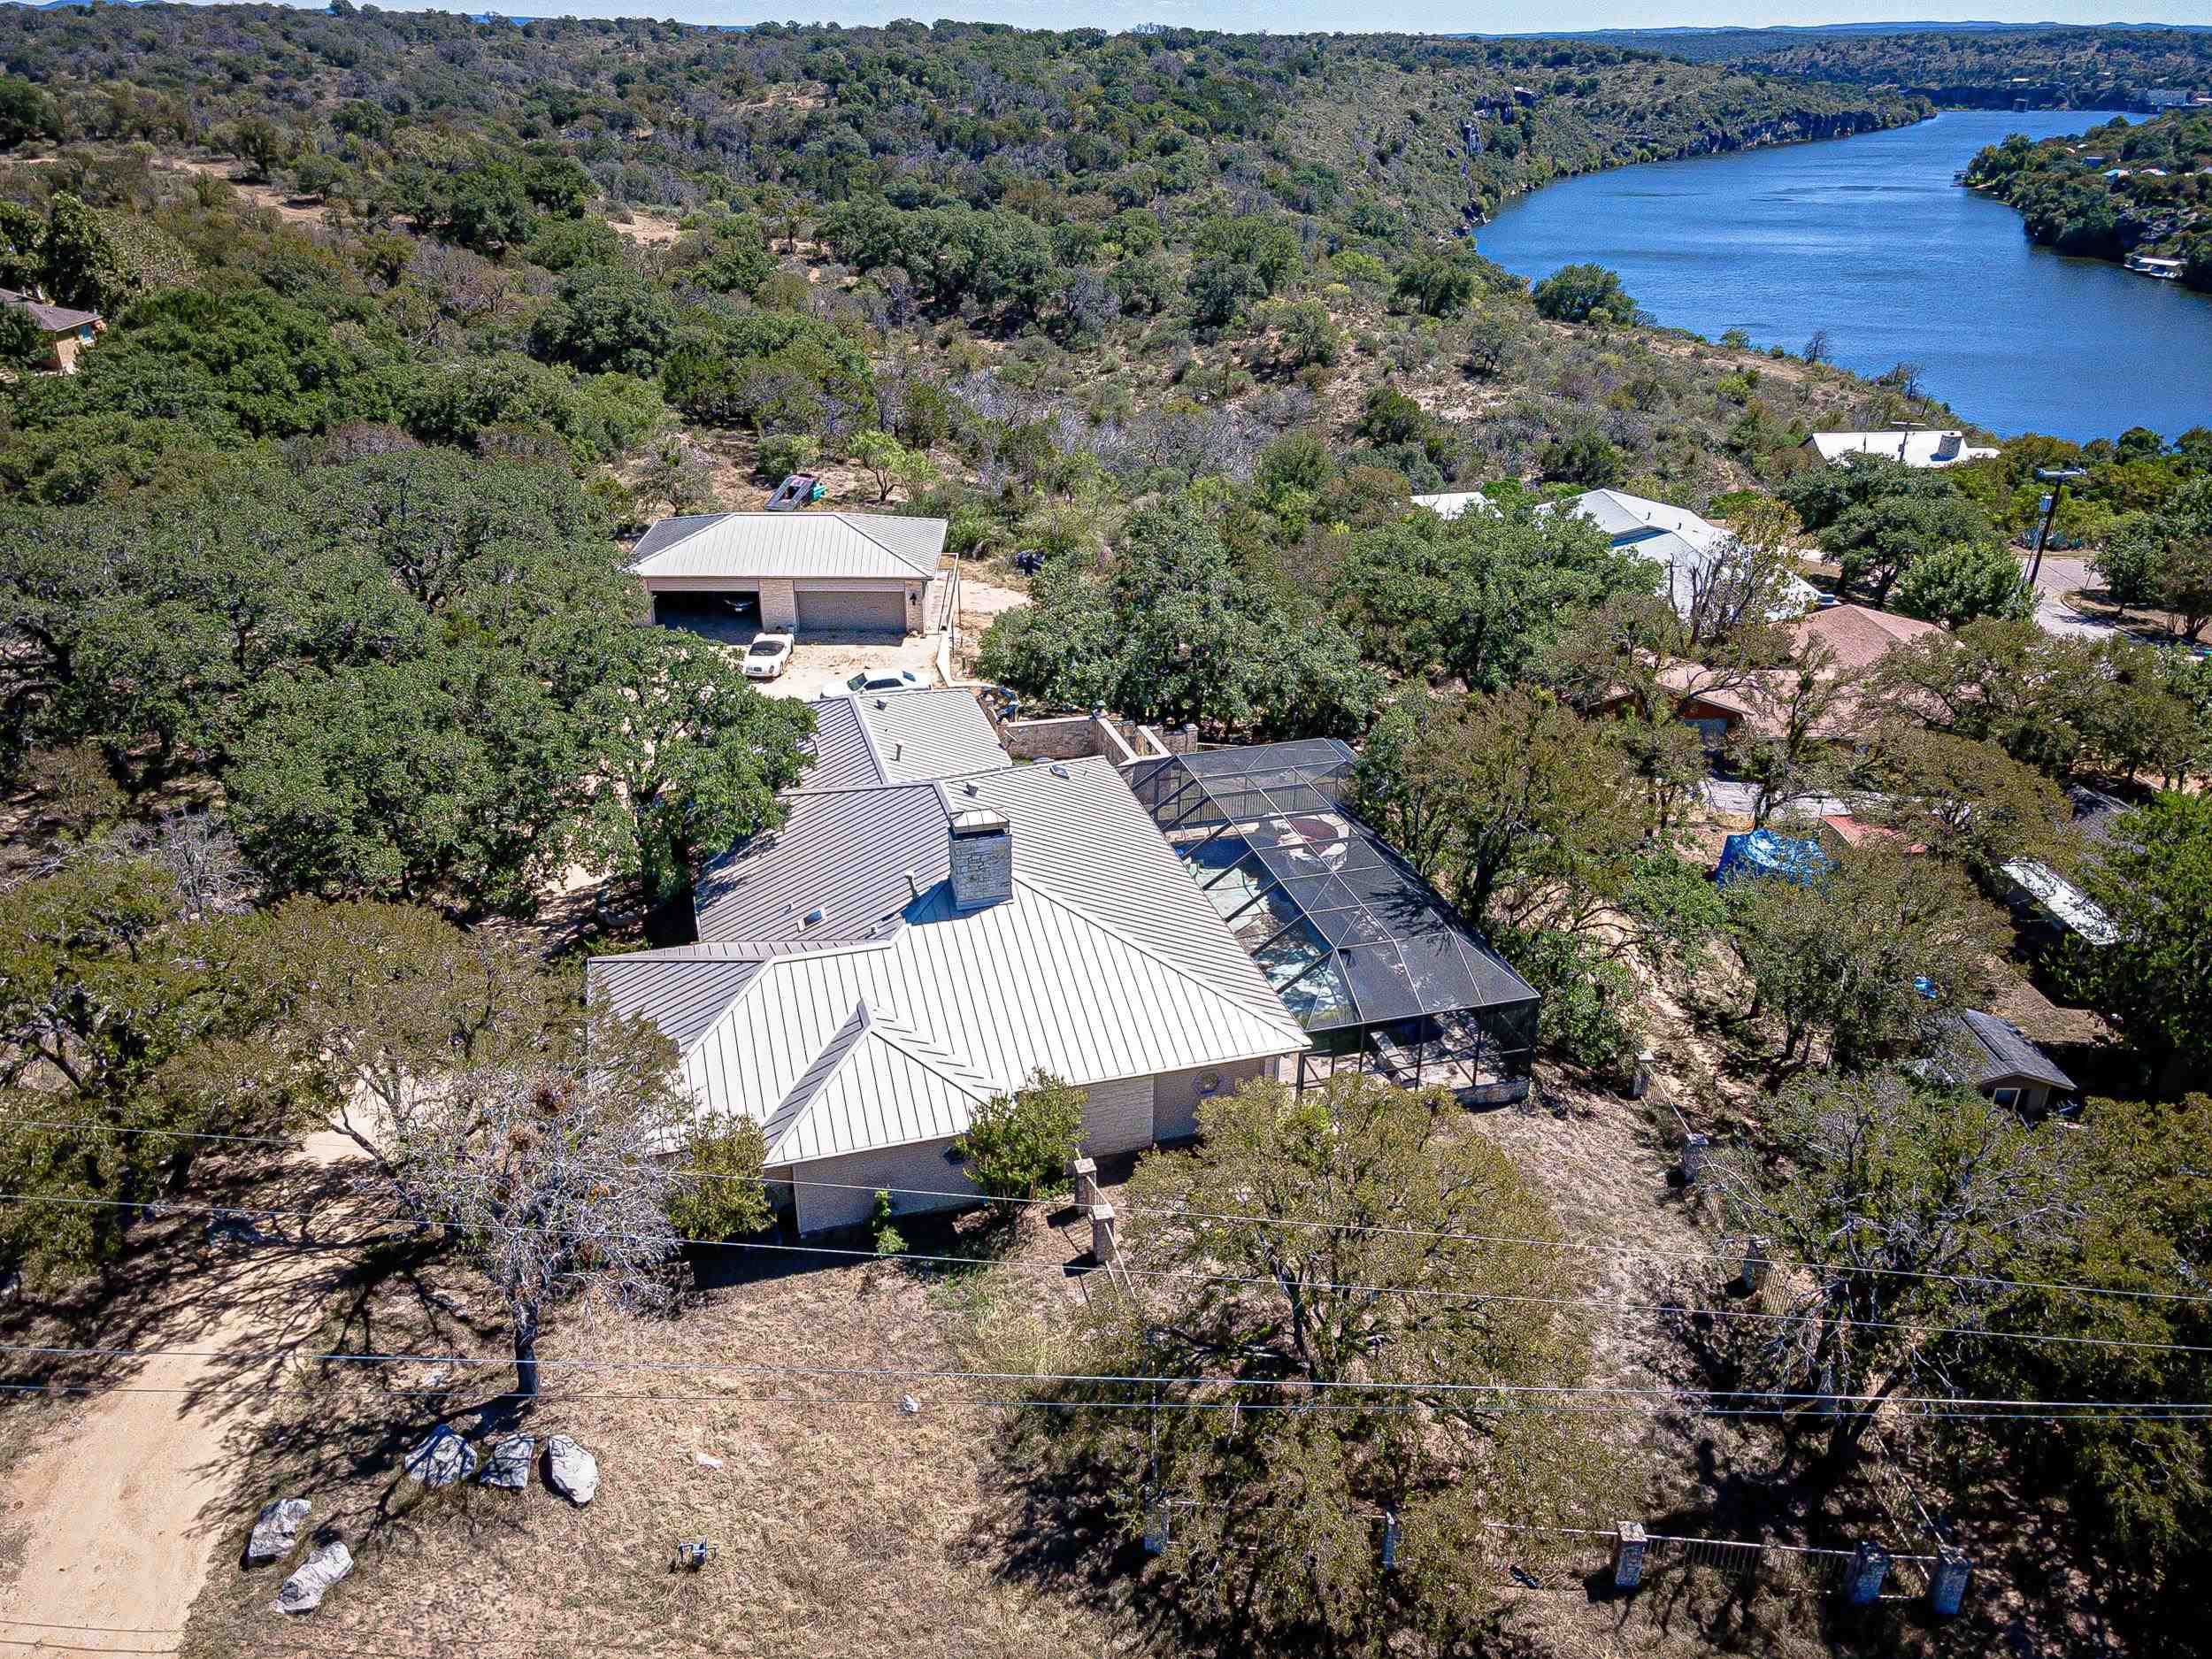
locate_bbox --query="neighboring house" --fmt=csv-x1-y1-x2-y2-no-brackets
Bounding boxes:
1593,604,1945,749
1939,1009,2078,1117
1788,603,1945,673
1806,430,2000,469
1409,489,1491,521
1999,857,2119,949
1547,488,1824,622
798,687,1010,789
0,287,101,373
629,511,948,639
591,736,1311,1233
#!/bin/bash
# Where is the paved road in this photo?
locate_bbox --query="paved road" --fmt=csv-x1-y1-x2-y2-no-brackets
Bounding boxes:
2022,552,2124,641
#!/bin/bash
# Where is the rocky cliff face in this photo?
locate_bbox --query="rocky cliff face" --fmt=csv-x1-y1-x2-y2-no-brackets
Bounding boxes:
1683,106,1923,157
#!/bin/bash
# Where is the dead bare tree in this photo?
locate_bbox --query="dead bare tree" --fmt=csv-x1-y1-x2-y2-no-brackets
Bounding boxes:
378,1031,688,1400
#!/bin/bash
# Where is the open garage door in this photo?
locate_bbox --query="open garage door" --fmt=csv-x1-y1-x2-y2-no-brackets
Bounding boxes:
651,590,759,644
795,587,907,637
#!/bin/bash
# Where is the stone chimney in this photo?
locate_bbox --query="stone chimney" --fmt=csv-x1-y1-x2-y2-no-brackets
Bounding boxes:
949,809,1012,911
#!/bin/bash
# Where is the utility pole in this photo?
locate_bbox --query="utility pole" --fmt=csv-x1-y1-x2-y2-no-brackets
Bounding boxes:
2028,465,2087,592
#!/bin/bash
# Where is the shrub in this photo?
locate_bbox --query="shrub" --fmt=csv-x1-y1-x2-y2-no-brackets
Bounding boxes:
664,1110,775,1240
950,1071,1087,1221
757,433,820,481
1532,263,1637,326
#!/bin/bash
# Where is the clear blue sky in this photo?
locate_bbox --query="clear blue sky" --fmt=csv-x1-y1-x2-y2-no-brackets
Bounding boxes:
366,4,2212,32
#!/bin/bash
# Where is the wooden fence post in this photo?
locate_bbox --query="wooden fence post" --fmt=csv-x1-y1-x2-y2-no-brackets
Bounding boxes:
1070,1156,1099,1210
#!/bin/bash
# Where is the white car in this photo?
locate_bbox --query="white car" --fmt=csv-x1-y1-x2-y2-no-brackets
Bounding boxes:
741,632,795,680
821,667,926,699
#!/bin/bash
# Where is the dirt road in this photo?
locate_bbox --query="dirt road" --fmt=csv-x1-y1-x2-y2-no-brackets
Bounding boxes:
0,1133,359,1655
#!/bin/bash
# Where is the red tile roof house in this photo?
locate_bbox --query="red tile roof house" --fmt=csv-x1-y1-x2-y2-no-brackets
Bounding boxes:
0,288,102,373
1594,605,1949,749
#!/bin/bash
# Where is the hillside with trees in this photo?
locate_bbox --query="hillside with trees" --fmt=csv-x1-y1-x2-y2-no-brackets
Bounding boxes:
1964,108,2212,288
1574,23,2212,110
0,9,1926,235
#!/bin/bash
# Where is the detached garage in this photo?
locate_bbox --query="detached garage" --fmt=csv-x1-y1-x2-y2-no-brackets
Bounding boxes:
628,511,948,639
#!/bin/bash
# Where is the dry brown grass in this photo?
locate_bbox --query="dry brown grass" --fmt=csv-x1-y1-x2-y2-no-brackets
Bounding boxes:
161,1031,1999,1659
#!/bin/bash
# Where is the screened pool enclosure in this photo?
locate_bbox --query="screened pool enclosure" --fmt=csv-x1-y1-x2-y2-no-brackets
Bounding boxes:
1128,741,1540,1105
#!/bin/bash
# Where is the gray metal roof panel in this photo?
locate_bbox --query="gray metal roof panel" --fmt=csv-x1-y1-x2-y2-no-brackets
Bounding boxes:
793,689,1012,792
627,512,948,581
795,696,885,791
693,783,949,943
856,689,1011,784
587,956,764,1053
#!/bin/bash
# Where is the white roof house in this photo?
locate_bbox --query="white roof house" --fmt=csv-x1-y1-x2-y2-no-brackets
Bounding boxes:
1542,488,1822,623
591,754,1310,1232
1409,490,1493,521
1807,430,2000,469
630,511,949,638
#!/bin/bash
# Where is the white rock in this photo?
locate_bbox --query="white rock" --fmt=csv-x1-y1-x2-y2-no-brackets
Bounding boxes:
480,1434,534,1491
403,1425,478,1488
545,1434,598,1505
692,1452,723,1470
273,1540,352,1614
246,1497,311,1565
898,1394,920,1415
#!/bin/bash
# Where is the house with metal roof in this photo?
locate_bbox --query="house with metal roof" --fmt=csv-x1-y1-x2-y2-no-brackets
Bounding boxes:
1546,489,1823,624
1806,430,2000,469
629,511,949,639
590,755,1310,1233
0,287,101,373
797,688,1011,791
1938,1010,2078,1118
1125,741,1542,1105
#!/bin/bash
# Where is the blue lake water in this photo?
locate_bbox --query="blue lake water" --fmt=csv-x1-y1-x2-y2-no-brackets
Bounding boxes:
1476,110,2212,444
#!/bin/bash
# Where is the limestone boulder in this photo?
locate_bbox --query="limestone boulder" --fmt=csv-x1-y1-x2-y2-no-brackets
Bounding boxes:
403,1425,477,1488
480,1434,534,1491
273,1540,352,1615
245,1497,311,1565
544,1434,598,1505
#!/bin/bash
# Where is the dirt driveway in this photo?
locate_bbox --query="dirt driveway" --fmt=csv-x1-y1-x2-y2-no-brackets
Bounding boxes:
0,1133,359,1655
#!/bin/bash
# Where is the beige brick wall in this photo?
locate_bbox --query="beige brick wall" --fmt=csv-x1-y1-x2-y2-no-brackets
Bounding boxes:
784,1138,977,1233
1080,1075,1156,1156
758,578,797,630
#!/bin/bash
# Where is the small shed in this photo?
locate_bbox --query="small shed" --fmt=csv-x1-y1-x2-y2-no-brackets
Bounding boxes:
1940,1010,2078,1118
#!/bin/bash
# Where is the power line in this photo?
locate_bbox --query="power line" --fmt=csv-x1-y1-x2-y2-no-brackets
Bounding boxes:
2,1374,2206,1425
6,1185,2209,1337
9,1339,2210,1418
11,1120,2208,1309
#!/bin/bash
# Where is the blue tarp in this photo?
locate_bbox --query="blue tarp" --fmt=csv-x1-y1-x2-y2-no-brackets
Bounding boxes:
1714,831,1831,888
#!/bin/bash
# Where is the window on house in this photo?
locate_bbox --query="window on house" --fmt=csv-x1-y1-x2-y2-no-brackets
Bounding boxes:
1991,1087,2021,1108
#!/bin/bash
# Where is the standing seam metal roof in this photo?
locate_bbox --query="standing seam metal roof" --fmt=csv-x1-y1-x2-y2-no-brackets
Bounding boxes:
599,755,1309,1164
792,688,1012,792
627,512,948,581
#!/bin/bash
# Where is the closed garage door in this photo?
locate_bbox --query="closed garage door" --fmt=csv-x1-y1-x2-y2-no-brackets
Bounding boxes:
795,587,907,636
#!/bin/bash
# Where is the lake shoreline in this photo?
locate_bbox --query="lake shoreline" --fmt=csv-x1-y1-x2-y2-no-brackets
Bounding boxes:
1476,110,2212,443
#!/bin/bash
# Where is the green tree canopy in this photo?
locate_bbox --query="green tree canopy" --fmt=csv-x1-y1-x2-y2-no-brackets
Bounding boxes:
1008,1071,1622,1648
